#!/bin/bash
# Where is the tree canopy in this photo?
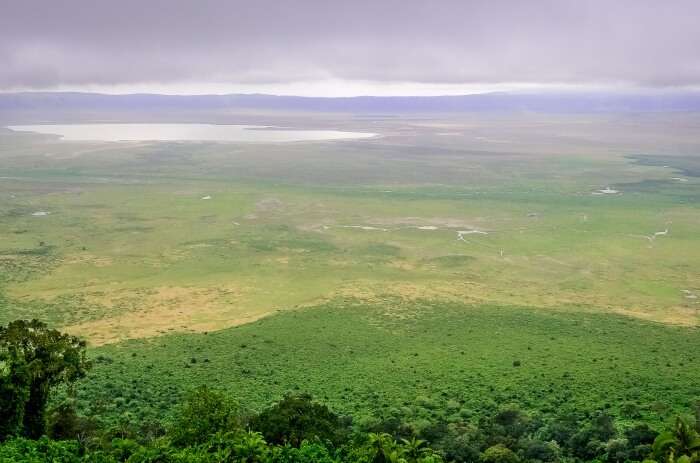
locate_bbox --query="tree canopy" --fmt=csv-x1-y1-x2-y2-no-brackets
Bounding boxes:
0,319,90,439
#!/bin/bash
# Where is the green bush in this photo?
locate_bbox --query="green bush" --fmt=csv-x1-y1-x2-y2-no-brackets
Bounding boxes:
250,394,346,447
0,437,83,463
168,386,241,447
482,443,520,463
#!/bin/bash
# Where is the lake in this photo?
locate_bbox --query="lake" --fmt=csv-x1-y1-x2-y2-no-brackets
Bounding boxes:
6,123,376,142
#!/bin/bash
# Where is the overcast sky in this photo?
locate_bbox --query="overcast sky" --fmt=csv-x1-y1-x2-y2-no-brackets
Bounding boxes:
1,0,699,96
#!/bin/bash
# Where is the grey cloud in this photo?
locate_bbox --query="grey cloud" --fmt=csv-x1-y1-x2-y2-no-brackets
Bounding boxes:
1,0,699,89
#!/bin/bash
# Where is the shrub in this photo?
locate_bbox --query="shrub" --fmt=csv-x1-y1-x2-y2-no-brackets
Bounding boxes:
482,443,519,463
250,394,346,447
168,386,241,447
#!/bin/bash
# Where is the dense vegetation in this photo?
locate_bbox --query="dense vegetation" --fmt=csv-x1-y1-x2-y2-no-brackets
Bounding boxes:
0,320,90,440
2,320,700,462
76,301,700,430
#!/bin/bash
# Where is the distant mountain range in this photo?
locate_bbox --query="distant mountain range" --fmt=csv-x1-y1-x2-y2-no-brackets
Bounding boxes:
2,91,700,114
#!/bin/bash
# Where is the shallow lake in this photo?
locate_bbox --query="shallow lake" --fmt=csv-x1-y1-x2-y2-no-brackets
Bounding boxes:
6,123,376,142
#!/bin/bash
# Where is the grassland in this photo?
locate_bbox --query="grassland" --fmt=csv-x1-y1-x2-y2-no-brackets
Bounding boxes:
0,113,699,424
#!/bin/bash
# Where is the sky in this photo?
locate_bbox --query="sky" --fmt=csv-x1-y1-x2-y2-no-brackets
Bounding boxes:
1,0,699,96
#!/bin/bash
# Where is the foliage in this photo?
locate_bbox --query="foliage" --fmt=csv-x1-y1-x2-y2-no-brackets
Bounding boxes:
0,437,83,463
650,416,700,463
0,313,683,463
270,441,339,463
47,401,99,444
0,380,699,463
0,319,90,439
250,394,346,447
168,385,241,447
482,443,519,463
77,302,700,435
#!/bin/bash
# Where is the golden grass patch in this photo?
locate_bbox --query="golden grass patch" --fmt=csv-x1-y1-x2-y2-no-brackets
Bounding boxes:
65,285,257,345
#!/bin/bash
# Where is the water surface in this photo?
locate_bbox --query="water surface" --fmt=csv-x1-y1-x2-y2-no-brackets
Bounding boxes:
7,123,376,142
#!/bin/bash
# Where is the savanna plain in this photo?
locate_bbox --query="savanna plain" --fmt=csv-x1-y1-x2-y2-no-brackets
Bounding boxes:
1,113,699,447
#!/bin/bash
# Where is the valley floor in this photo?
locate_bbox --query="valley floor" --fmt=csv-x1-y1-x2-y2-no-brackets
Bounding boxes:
1,112,699,424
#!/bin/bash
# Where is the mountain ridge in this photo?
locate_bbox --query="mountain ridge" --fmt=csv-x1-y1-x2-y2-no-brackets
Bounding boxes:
3,91,700,113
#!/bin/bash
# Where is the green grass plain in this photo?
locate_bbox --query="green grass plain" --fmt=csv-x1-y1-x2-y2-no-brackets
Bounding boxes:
0,114,698,426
